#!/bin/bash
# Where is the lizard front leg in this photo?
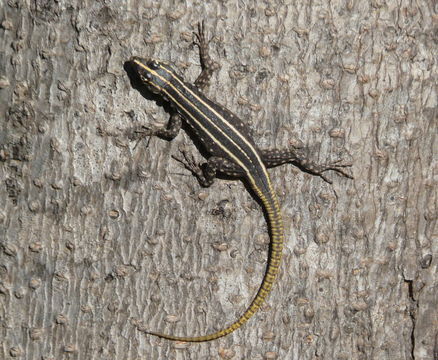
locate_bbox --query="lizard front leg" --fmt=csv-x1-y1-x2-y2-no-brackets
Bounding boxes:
194,21,220,91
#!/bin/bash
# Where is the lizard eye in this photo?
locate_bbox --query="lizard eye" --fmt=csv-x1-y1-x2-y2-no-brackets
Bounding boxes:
148,59,160,69
139,72,153,83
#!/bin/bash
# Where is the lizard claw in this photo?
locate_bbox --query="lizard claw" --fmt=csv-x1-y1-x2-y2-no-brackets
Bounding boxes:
322,160,353,179
126,125,153,140
193,21,220,69
193,21,207,47
172,147,204,179
315,161,354,183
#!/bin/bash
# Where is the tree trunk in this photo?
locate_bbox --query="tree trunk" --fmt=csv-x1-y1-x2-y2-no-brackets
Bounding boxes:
1,1,436,359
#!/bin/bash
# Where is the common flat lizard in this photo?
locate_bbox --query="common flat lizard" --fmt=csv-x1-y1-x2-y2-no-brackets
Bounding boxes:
128,22,352,342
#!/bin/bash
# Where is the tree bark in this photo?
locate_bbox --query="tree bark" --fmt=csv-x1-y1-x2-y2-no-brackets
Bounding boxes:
0,1,436,359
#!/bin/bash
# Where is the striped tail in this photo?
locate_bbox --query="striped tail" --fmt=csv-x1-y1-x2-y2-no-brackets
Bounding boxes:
146,186,284,342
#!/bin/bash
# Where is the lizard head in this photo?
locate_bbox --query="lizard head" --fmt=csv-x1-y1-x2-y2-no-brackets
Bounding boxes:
130,57,177,96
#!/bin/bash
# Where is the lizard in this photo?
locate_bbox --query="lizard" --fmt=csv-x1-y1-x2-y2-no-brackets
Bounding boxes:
128,22,352,342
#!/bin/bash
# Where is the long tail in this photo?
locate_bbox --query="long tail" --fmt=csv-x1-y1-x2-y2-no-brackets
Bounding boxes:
146,186,284,342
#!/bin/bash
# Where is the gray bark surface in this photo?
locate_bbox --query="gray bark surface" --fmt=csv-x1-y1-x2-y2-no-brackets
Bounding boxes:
0,1,436,359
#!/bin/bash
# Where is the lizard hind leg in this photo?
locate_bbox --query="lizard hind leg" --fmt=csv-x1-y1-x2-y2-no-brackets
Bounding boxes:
173,148,244,187
261,147,353,183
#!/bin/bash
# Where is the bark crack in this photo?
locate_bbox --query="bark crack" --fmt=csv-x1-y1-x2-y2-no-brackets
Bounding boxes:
404,279,417,360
